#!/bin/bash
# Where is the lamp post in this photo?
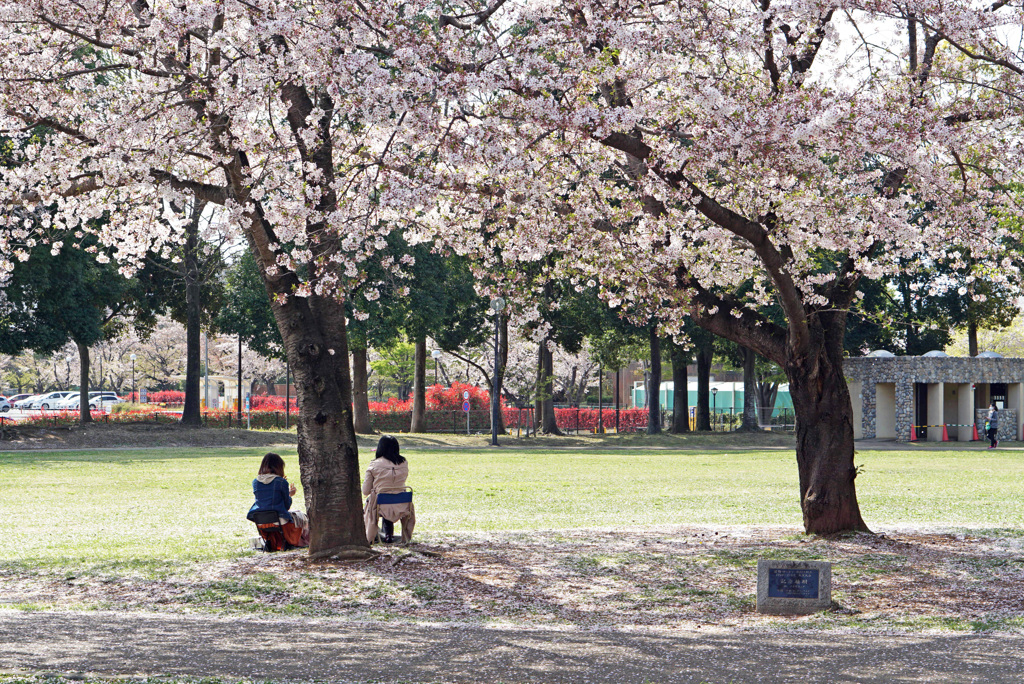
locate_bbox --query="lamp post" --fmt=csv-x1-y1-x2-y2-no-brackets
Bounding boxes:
711,386,718,432
431,349,442,385
130,354,137,403
489,297,505,446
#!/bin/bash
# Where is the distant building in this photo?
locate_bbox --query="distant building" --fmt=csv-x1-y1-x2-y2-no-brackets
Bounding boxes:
630,379,795,422
845,350,1024,442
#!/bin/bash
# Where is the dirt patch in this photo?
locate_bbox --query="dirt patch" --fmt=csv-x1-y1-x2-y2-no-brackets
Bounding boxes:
0,421,297,450
6,527,1024,633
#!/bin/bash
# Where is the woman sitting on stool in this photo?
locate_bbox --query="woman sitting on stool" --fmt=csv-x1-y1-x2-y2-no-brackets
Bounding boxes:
363,435,415,544
248,452,310,548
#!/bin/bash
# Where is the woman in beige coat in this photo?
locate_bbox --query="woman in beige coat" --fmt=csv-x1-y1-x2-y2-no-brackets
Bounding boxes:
363,435,415,544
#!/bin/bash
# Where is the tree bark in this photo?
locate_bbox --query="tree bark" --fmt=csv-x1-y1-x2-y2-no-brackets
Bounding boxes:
179,202,203,428
537,340,562,435
669,344,690,434
272,291,366,557
737,346,761,432
410,334,428,433
351,346,373,434
696,338,712,431
968,321,979,357
647,327,662,435
76,340,91,424
785,316,870,535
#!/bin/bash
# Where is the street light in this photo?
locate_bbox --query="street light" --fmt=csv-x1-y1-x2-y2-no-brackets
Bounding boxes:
489,297,505,447
431,349,442,385
711,386,718,432
130,354,137,403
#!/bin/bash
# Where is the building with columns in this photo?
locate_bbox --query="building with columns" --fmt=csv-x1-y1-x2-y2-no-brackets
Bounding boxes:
845,351,1024,443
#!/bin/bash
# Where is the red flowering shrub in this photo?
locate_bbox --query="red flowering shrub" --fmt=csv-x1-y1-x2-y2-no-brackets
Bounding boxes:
369,396,412,412
146,390,185,404
250,395,298,410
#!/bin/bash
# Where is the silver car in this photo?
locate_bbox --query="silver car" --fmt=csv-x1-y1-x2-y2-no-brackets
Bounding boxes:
0,396,10,412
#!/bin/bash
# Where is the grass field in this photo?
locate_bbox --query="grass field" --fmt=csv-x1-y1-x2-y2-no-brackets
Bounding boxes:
1,444,1022,571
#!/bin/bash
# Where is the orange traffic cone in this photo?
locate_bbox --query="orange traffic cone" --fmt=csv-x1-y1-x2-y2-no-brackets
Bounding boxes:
941,424,949,442
973,423,980,441
909,425,917,441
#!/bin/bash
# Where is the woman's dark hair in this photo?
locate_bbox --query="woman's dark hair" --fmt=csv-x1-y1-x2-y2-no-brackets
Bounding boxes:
258,452,286,477
375,435,406,464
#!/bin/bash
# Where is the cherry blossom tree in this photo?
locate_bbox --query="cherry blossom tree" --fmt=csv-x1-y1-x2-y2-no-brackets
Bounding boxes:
1,0,1020,543
426,0,1022,533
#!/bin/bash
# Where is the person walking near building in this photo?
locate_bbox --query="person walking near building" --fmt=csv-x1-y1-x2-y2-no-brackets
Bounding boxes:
987,402,999,449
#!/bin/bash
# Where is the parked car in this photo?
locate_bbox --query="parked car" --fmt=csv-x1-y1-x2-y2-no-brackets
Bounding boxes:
0,396,10,412
13,394,42,409
7,393,33,406
26,391,75,410
58,391,124,411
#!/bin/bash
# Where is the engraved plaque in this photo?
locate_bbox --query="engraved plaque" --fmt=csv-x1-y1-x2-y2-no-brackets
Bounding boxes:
767,568,820,599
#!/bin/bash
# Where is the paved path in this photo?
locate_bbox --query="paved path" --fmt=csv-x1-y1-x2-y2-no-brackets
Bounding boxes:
2,610,1024,683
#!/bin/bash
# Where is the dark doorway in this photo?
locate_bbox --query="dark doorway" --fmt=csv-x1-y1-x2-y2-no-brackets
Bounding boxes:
914,383,928,439
991,383,1007,409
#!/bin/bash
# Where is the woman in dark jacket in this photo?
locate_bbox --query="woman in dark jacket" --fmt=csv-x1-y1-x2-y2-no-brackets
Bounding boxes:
248,452,309,547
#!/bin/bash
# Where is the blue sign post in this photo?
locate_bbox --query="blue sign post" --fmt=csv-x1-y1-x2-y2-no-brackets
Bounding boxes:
245,393,250,430
464,400,471,434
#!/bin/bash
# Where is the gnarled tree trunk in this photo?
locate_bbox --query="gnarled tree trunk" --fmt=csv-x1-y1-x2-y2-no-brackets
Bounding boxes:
352,346,373,434
787,327,869,534
272,290,366,557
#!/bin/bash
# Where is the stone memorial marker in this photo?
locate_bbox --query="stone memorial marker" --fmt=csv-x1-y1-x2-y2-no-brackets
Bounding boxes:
756,559,831,615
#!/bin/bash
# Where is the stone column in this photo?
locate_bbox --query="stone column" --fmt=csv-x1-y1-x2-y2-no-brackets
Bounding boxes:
861,382,877,439
895,381,914,442
1007,383,1024,442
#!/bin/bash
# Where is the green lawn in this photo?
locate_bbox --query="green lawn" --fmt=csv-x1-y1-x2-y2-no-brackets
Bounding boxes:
1,445,1022,571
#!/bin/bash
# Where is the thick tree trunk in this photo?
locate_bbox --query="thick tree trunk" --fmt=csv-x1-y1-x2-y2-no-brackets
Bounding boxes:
537,341,562,435
669,344,690,434
180,203,203,428
272,291,366,558
76,340,91,424
696,339,712,431
647,328,662,435
787,322,870,535
410,334,428,433
968,322,978,357
351,346,373,434
738,347,761,432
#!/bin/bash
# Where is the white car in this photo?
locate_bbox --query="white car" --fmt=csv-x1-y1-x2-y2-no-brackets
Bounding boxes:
13,394,44,409
58,391,124,411
26,391,75,410
0,396,10,412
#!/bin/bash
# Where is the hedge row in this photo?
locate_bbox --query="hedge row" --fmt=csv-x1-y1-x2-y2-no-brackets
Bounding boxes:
20,405,652,433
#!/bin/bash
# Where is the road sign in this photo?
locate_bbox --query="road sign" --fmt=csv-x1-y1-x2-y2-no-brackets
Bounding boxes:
140,388,147,403
463,390,470,399
245,394,250,411
462,401,470,412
